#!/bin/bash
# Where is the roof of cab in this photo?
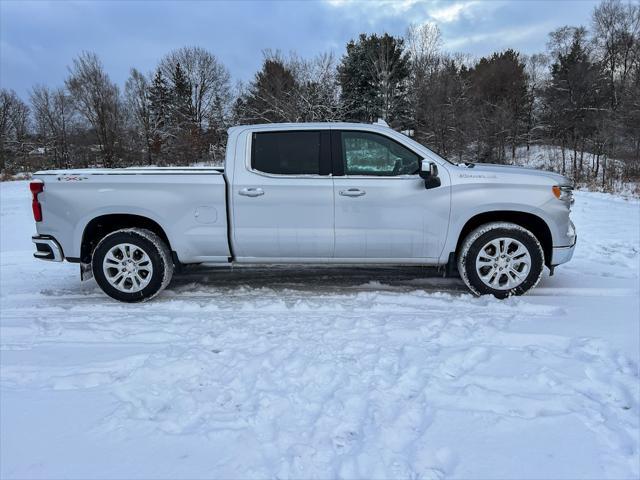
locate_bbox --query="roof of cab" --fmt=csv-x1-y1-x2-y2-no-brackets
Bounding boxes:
228,122,392,134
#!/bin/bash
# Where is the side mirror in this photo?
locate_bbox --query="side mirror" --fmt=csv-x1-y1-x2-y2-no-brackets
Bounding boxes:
419,159,441,189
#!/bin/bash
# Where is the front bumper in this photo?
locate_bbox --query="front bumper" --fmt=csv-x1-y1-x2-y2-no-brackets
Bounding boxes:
551,243,576,266
551,218,577,266
32,235,64,262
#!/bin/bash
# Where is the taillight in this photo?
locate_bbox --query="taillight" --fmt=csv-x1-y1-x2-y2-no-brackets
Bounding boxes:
30,181,44,222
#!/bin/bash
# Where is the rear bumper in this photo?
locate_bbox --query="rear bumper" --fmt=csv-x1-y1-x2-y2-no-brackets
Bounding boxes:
32,235,64,262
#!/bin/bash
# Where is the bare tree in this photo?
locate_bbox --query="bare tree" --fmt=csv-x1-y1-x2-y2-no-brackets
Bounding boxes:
592,0,640,110
65,51,122,166
159,46,231,131
290,52,342,121
236,50,342,125
0,89,30,171
547,26,589,59
124,68,153,164
523,53,550,150
30,85,73,168
406,22,442,75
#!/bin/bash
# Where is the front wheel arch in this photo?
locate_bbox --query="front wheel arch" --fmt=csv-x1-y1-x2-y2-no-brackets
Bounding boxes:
454,211,553,268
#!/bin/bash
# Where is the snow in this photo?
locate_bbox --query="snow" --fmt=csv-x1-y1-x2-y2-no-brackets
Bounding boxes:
510,144,640,198
1,180,639,479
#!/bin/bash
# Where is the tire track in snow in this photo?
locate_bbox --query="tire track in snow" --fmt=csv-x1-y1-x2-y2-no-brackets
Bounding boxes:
2,288,637,478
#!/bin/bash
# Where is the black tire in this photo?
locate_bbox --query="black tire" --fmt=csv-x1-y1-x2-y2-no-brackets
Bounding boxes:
457,222,544,299
92,228,173,302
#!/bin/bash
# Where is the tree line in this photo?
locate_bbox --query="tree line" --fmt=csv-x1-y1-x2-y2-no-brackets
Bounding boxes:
1,0,638,190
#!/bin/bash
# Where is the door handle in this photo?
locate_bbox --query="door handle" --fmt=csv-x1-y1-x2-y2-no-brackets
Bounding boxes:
239,187,264,197
339,188,366,197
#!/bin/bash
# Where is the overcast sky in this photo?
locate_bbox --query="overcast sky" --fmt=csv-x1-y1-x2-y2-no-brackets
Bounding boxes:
1,0,599,98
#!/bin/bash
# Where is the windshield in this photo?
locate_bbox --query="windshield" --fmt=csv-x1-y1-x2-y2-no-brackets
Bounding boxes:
398,133,455,165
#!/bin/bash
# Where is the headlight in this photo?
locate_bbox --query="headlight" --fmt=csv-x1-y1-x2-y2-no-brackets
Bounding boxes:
552,185,574,205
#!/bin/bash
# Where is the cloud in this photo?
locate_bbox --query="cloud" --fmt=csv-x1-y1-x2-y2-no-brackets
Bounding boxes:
323,0,433,27
324,0,487,26
427,1,480,23
444,22,553,51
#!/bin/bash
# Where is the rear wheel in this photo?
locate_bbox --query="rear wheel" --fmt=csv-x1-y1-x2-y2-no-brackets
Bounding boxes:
92,228,173,302
457,222,544,298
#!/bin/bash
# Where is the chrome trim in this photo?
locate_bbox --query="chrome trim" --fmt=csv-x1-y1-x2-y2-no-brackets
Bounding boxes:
247,167,330,180
234,257,439,265
32,236,64,262
339,188,366,197
551,243,576,266
238,187,265,197
245,129,331,180
335,174,420,180
244,127,425,179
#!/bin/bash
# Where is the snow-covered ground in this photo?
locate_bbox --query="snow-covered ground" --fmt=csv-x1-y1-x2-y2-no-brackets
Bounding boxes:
1,180,639,479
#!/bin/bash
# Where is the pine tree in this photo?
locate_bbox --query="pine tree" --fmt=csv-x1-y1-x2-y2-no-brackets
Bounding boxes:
170,62,193,127
545,32,607,179
240,58,298,123
168,62,195,162
465,49,529,162
338,33,410,127
148,69,170,157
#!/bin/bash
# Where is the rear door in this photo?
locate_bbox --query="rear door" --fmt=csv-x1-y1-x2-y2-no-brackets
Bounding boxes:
231,129,335,260
332,129,449,260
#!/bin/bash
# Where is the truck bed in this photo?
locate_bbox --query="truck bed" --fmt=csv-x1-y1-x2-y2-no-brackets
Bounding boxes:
33,167,230,264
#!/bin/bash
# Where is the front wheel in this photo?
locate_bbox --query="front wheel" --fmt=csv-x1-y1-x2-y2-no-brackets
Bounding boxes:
92,228,173,302
457,222,544,298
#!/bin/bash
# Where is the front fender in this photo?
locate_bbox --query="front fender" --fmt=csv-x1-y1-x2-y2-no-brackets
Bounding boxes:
438,183,562,263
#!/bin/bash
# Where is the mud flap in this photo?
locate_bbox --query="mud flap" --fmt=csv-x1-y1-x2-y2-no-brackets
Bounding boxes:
80,262,94,281
445,252,459,278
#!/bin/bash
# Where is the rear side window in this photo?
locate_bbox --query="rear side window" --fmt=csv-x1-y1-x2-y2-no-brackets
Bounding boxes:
252,131,321,175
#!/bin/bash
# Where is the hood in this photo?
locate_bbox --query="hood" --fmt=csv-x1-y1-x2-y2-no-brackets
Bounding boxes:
462,163,571,185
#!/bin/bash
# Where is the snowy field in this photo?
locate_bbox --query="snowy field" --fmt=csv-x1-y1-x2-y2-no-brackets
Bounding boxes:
1,180,639,479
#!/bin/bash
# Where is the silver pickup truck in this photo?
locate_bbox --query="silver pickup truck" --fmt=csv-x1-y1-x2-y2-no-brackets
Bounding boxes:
31,122,576,302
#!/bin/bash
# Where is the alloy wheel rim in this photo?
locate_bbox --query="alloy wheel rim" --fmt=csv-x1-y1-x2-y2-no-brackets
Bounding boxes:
102,243,153,293
475,237,531,290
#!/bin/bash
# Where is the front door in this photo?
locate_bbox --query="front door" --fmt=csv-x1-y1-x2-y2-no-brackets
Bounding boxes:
232,129,335,260
332,130,449,261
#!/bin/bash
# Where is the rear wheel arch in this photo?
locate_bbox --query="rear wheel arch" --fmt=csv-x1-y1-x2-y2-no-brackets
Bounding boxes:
80,214,172,263
454,211,553,267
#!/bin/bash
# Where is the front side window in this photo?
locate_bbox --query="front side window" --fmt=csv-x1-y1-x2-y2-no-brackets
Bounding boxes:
341,131,421,176
252,131,321,175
